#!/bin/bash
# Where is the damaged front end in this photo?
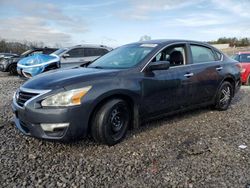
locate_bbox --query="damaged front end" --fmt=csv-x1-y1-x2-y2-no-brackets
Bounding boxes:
17,54,60,78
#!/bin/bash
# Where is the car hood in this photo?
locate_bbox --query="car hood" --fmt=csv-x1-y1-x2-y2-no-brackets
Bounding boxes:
17,54,59,67
240,62,250,67
22,67,121,90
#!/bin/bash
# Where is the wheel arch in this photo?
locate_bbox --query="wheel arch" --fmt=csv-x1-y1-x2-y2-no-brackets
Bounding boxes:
6,62,17,71
217,75,236,98
88,91,140,133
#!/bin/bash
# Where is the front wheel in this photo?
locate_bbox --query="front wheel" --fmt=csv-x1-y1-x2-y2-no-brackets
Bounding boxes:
214,81,233,111
8,64,17,75
91,99,131,146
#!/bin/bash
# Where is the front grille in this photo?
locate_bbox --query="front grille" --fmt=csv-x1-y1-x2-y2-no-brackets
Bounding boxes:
16,91,39,107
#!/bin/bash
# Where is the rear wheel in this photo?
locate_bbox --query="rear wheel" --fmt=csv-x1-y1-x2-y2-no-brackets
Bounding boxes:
91,99,131,146
8,64,17,75
214,81,233,111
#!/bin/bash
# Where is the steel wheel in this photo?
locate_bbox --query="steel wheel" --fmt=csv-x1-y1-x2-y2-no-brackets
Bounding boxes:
91,99,131,145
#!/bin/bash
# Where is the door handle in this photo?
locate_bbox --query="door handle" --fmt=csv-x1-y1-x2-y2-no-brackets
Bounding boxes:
216,66,223,71
184,73,194,78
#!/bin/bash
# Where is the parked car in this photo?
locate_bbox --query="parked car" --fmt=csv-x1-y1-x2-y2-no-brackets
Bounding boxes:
0,53,18,60
12,40,241,145
0,53,19,73
232,52,250,85
0,48,57,75
17,45,112,78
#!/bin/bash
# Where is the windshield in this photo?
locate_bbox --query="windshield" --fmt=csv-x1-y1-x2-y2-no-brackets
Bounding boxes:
21,50,33,57
240,54,250,62
52,48,68,56
88,44,156,69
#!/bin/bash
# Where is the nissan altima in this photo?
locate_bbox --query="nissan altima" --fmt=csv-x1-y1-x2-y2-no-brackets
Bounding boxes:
12,40,241,145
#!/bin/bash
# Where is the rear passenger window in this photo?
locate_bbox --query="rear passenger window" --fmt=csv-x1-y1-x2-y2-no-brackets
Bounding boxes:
68,48,84,57
190,45,216,63
84,48,109,57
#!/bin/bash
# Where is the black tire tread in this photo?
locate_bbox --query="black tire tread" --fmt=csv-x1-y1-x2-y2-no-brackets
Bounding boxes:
214,81,233,111
91,99,129,145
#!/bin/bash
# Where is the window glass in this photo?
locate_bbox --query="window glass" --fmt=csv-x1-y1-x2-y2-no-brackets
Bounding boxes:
84,48,99,57
191,45,216,63
29,51,43,56
239,54,250,62
52,48,68,56
99,49,109,55
67,48,84,58
88,44,154,69
215,51,222,60
43,49,57,55
84,48,109,57
152,45,186,67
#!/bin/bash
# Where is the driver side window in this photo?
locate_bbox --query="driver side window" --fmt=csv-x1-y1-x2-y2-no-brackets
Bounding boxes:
152,45,186,67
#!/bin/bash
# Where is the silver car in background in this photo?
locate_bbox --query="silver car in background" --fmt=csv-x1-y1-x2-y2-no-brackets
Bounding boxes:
53,44,112,68
17,45,112,78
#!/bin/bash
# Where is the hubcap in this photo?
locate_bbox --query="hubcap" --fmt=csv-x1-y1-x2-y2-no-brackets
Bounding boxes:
219,86,231,105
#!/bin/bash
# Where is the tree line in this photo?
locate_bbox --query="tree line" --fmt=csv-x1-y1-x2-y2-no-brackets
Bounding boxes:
1,36,250,55
208,37,250,47
0,39,46,55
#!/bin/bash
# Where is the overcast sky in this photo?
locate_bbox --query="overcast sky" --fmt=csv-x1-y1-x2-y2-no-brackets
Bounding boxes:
0,0,250,47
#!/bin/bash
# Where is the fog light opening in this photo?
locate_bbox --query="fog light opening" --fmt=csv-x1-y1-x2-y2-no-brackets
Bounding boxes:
40,123,69,132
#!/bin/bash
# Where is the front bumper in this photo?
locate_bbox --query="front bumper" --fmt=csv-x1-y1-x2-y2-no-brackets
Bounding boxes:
17,62,60,78
12,95,90,141
17,66,44,78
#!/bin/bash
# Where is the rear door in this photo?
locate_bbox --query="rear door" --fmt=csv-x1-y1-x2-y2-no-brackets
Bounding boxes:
187,43,223,105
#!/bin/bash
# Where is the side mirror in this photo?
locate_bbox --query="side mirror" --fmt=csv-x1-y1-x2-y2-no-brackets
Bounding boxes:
146,61,170,71
63,53,70,58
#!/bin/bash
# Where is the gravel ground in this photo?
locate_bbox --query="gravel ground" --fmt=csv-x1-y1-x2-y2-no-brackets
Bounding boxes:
0,72,249,187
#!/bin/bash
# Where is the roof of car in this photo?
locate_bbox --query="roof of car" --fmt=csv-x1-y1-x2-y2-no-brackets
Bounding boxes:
31,47,58,51
132,39,211,46
70,44,112,49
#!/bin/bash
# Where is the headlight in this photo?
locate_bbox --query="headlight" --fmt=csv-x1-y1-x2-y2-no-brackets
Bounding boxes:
1,59,8,65
41,86,92,107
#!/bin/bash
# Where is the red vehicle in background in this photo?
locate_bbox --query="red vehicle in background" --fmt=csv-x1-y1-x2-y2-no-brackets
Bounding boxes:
232,52,250,85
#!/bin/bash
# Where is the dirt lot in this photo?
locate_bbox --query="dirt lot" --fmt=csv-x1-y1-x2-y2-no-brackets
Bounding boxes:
0,72,249,187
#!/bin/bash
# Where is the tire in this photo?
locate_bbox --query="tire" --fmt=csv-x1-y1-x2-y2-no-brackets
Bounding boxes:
8,64,17,75
214,81,233,111
91,99,131,146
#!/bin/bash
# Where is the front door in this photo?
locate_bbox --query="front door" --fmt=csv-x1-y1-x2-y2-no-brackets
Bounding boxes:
140,43,194,117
